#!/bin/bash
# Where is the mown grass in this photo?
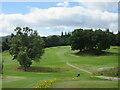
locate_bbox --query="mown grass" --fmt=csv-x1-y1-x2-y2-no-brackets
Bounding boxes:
0,52,2,89
53,80,118,88
0,74,2,89
2,46,119,88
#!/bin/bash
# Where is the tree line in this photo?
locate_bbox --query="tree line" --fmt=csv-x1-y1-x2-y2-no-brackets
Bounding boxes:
1,31,71,51
1,27,120,70
1,28,120,52
42,32,71,47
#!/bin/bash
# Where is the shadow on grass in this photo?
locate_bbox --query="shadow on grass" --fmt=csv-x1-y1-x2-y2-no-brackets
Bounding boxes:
15,66,69,73
74,50,118,56
112,47,118,49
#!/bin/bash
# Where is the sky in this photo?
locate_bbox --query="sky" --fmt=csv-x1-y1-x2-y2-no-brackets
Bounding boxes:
0,1,119,36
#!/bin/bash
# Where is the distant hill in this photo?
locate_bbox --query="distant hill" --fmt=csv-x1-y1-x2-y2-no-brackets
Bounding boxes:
0,35,11,42
45,35,60,39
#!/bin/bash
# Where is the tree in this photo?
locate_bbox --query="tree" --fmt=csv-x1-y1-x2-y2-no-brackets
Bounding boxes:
70,29,111,53
84,29,95,50
17,50,31,71
61,32,64,37
70,29,86,52
65,32,67,36
61,32,71,46
2,38,10,51
45,35,63,47
105,29,117,46
9,27,45,71
94,30,110,51
116,32,120,46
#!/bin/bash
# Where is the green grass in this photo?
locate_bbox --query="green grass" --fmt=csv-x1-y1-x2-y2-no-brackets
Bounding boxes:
2,46,119,88
0,51,2,89
0,74,2,89
53,80,118,88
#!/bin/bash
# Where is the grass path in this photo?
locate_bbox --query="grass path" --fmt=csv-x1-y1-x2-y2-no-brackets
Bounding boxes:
94,76,120,80
66,62,120,81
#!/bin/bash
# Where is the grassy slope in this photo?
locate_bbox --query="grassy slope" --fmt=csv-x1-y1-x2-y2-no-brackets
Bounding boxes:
0,76,1,89
2,46,119,88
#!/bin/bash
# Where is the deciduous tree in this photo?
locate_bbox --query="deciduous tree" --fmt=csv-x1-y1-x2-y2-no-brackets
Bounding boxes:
9,27,45,71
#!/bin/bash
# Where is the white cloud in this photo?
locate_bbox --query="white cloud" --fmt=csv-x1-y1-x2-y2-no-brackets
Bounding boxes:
74,0,119,2
0,6,118,36
56,2,69,7
81,2,118,11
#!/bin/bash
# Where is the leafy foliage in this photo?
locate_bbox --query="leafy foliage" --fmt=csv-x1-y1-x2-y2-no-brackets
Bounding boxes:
2,38,10,51
116,32,120,46
70,29,111,53
43,32,71,47
9,27,45,70
105,29,117,46
45,35,63,47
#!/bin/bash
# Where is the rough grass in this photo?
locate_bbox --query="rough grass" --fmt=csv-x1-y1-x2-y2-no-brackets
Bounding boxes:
15,66,68,72
2,46,119,88
93,67,120,77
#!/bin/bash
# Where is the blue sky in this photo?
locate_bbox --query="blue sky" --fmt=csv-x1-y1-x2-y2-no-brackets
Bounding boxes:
2,2,81,14
0,2,118,36
2,2,117,14
1,2,82,36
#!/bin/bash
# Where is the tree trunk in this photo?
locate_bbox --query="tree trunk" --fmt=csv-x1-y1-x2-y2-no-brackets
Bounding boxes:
28,64,30,67
21,65,27,71
80,49,82,52
24,66,27,71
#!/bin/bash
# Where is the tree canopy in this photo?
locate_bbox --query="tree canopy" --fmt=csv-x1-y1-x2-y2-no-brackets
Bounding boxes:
43,32,71,48
70,29,111,54
9,27,45,70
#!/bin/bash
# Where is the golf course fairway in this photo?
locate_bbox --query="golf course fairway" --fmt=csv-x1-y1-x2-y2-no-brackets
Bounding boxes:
2,46,119,88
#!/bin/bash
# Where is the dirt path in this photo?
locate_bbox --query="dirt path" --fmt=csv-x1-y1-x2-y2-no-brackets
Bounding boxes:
66,62,120,80
66,62,92,74
94,76,120,80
